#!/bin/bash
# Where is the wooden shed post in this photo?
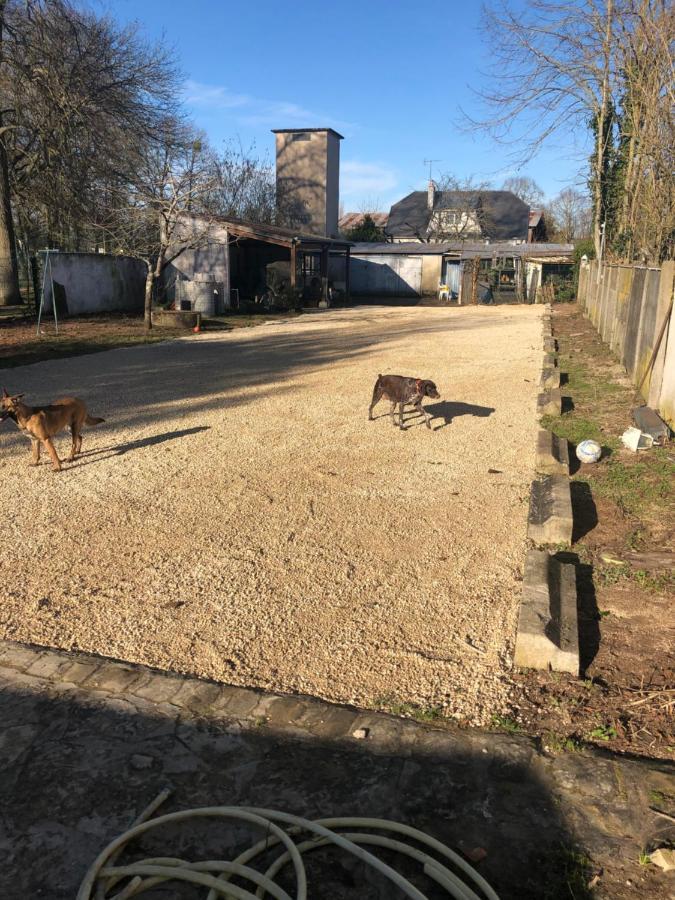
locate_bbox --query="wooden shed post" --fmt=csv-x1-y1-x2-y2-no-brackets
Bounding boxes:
320,245,328,305
290,242,297,291
345,248,351,302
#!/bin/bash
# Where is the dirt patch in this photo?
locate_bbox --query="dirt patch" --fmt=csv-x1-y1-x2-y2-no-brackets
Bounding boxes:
0,311,287,369
0,305,544,726
509,303,674,760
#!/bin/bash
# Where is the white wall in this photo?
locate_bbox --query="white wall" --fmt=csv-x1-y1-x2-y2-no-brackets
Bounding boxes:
42,253,146,315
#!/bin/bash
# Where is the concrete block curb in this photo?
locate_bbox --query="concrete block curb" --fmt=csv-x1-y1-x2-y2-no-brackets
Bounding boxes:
537,389,562,417
543,352,557,368
543,336,557,353
535,430,569,475
540,367,561,390
0,638,458,754
528,474,574,545
514,549,579,675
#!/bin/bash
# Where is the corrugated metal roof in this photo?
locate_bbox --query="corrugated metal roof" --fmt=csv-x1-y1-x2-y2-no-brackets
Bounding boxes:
351,241,573,258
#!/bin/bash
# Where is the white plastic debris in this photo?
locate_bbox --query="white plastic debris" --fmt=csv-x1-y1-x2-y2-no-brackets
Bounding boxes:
621,427,653,451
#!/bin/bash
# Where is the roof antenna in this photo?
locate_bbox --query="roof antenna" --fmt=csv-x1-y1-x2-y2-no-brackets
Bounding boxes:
423,159,441,181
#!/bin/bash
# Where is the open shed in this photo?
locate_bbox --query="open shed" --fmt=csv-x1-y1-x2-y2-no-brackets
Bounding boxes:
166,218,352,311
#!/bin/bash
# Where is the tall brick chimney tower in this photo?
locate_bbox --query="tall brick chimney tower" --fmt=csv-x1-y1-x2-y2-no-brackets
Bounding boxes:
272,128,343,238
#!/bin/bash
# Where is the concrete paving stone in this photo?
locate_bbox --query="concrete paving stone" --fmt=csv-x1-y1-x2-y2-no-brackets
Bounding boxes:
264,696,309,727
349,713,416,755
171,679,227,714
85,662,144,694
537,390,562,418
300,705,359,739
216,686,262,718
130,672,186,704
514,549,579,676
540,367,561,390
25,651,74,680
535,430,569,476
527,475,574,545
0,642,43,672
58,659,102,685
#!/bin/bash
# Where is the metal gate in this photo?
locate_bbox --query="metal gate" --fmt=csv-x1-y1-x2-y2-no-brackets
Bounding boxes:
351,255,423,296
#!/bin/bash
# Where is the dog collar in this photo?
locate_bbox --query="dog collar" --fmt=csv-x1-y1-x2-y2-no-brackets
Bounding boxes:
415,379,424,395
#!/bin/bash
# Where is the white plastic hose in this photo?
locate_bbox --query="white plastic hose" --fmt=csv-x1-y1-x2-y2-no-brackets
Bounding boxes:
76,791,500,900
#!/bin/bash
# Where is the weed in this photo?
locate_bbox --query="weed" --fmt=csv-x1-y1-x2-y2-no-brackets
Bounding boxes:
542,845,593,900
648,789,666,806
598,609,611,618
587,724,617,742
491,714,522,734
638,849,651,866
376,696,443,722
544,732,581,753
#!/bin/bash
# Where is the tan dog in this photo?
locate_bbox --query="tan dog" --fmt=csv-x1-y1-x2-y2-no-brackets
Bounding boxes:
1,389,105,471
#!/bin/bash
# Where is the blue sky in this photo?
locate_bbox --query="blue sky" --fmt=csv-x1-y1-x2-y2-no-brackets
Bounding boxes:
102,0,589,212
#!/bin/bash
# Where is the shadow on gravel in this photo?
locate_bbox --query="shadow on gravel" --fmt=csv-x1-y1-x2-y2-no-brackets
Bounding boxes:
0,679,597,900
421,401,495,429
69,426,212,469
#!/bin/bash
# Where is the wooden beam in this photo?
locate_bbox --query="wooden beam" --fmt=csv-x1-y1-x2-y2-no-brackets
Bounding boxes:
320,247,328,305
345,248,351,302
290,243,297,290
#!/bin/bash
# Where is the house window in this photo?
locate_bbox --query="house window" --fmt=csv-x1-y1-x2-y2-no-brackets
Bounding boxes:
301,253,320,277
291,132,311,142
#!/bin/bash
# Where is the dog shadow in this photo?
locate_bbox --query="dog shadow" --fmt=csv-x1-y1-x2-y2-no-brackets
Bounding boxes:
73,426,211,467
420,401,495,430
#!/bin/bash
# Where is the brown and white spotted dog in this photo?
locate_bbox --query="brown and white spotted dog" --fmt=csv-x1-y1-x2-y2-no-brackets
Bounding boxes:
368,374,440,431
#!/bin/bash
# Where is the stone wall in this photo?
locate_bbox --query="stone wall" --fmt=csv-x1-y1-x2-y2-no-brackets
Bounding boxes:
578,260,674,427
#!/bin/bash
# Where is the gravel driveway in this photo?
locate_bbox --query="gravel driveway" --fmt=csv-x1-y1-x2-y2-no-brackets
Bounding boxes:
0,305,543,724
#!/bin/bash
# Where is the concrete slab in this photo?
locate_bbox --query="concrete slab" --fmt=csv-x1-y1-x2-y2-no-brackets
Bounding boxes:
527,474,573,545
535,430,569,475
540,367,561,390
537,390,562,417
514,549,579,675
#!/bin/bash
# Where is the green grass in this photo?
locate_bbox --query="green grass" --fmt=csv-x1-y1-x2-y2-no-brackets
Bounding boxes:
490,714,522,734
638,849,651,866
579,449,674,518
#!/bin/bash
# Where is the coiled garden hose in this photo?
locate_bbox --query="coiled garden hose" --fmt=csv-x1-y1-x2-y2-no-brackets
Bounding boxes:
77,789,500,900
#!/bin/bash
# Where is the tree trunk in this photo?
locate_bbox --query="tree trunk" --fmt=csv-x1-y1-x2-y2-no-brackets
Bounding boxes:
593,0,614,258
144,265,154,331
0,1,20,307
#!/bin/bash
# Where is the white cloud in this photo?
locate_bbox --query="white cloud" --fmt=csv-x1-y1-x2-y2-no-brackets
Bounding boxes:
340,160,398,198
182,79,351,132
182,80,250,109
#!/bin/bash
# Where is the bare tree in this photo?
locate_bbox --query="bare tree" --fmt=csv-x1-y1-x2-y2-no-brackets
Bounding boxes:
426,175,494,242
204,141,276,224
501,176,545,208
472,0,674,261
547,188,593,242
0,0,180,302
96,121,218,330
470,1,621,256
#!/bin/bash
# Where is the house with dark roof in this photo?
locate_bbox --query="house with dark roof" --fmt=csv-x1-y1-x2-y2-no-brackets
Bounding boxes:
385,182,530,244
